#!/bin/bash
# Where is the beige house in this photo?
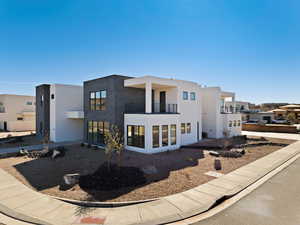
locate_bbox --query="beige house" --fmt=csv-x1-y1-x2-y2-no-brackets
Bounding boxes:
272,104,300,123
0,94,36,131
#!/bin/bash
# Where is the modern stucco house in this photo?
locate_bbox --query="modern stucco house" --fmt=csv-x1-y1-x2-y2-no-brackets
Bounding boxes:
0,94,36,132
36,75,242,153
36,84,84,142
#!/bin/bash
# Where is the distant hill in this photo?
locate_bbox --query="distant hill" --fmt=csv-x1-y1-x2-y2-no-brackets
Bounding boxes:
249,103,298,112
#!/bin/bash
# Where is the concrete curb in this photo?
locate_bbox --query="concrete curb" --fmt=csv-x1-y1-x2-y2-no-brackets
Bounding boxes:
53,195,158,207
0,141,300,225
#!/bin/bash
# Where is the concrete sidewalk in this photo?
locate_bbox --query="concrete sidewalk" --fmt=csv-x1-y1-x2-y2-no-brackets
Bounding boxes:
242,131,300,140
0,141,300,225
192,157,300,225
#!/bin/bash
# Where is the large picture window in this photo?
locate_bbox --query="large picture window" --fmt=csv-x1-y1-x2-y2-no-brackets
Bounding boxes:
87,120,110,145
90,90,107,111
171,124,176,145
127,125,145,148
152,126,159,148
162,125,169,146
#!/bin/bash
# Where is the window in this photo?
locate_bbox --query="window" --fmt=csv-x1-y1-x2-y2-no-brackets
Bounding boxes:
26,101,32,105
90,92,95,111
51,94,55,100
0,102,5,113
17,117,23,121
238,120,241,126
181,123,186,134
152,126,160,148
229,121,232,127
187,123,191,133
87,121,110,145
233,120,237,127
190,92,196,101
171,124,176,145
90,90,107,111
127,125,145,148
162,125,169,146
183,91,188,100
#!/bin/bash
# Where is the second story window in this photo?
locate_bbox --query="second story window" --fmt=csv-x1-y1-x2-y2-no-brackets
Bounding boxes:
90,90,107,111
0,102,5,113
26,101,32,105
183,91,188,100
190,92,196,101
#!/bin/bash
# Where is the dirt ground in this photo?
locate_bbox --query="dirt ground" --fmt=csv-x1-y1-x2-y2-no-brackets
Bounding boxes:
0,137,295,202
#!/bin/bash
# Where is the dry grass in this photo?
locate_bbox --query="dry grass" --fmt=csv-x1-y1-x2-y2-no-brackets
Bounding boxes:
0,137,295,202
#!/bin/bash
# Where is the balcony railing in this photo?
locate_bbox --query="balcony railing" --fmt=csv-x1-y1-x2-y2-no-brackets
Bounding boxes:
153,103,178,114
125,103,178,114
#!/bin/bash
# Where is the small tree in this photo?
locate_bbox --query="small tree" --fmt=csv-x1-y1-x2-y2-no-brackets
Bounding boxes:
287,113,296,125
104,125,124,171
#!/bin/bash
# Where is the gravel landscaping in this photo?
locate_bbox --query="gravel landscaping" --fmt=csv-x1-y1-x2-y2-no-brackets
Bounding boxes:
0,136,295,202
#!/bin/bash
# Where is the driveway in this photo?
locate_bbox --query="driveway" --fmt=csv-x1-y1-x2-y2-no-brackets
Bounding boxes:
242,131,300,140
192,157,300,225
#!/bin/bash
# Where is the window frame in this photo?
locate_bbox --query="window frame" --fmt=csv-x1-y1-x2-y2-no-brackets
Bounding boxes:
127,125,145,148
186,123,191,133
171,124,176,145
181,123,186,134
183,91,188,100
190,92,196,101
162,125,169,147
152,125,160,148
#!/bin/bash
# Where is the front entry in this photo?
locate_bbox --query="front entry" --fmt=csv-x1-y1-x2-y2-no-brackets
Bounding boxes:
160,91,166,113
3,121,7,131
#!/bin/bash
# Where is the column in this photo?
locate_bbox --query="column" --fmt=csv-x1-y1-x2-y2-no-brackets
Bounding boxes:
145,81,152,113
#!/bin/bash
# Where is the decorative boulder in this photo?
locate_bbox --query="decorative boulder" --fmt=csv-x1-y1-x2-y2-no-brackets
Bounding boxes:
64,173,80,186
214,159,222,170
52,150,61,159
209,151,220,157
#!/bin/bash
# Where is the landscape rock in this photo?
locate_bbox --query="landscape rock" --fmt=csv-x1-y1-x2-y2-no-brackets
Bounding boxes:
209,151,220,157
64,173,80,186
52,150,61,159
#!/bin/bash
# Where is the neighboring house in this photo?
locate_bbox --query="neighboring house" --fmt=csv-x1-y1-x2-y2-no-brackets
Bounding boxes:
0,94,36,132
243,111,275,124
36,84,84,142
271,104,300,123
36,75,242,154
201,88,242,139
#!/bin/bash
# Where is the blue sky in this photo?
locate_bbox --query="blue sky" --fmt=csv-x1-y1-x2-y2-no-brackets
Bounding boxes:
0,0,299,104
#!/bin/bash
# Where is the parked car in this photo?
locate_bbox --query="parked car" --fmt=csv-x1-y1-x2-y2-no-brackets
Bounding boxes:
272,119,288,124
244,119,259,124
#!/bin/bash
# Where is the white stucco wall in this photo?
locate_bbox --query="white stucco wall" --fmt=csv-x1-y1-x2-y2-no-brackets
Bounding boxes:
49,84,83,142
201,87,242,138
124,76,202,153
0,94,35,131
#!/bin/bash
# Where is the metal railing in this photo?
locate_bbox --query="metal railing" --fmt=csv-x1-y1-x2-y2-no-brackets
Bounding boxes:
125,103,178,114
153,103,178,114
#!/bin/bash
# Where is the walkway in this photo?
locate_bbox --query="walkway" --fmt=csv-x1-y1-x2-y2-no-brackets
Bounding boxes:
192,157,300,225
0,141,300,225
242,131,300,140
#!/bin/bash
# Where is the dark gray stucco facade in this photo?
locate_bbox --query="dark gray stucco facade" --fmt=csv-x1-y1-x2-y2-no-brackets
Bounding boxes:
84,75,145,143
36,84,50,139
